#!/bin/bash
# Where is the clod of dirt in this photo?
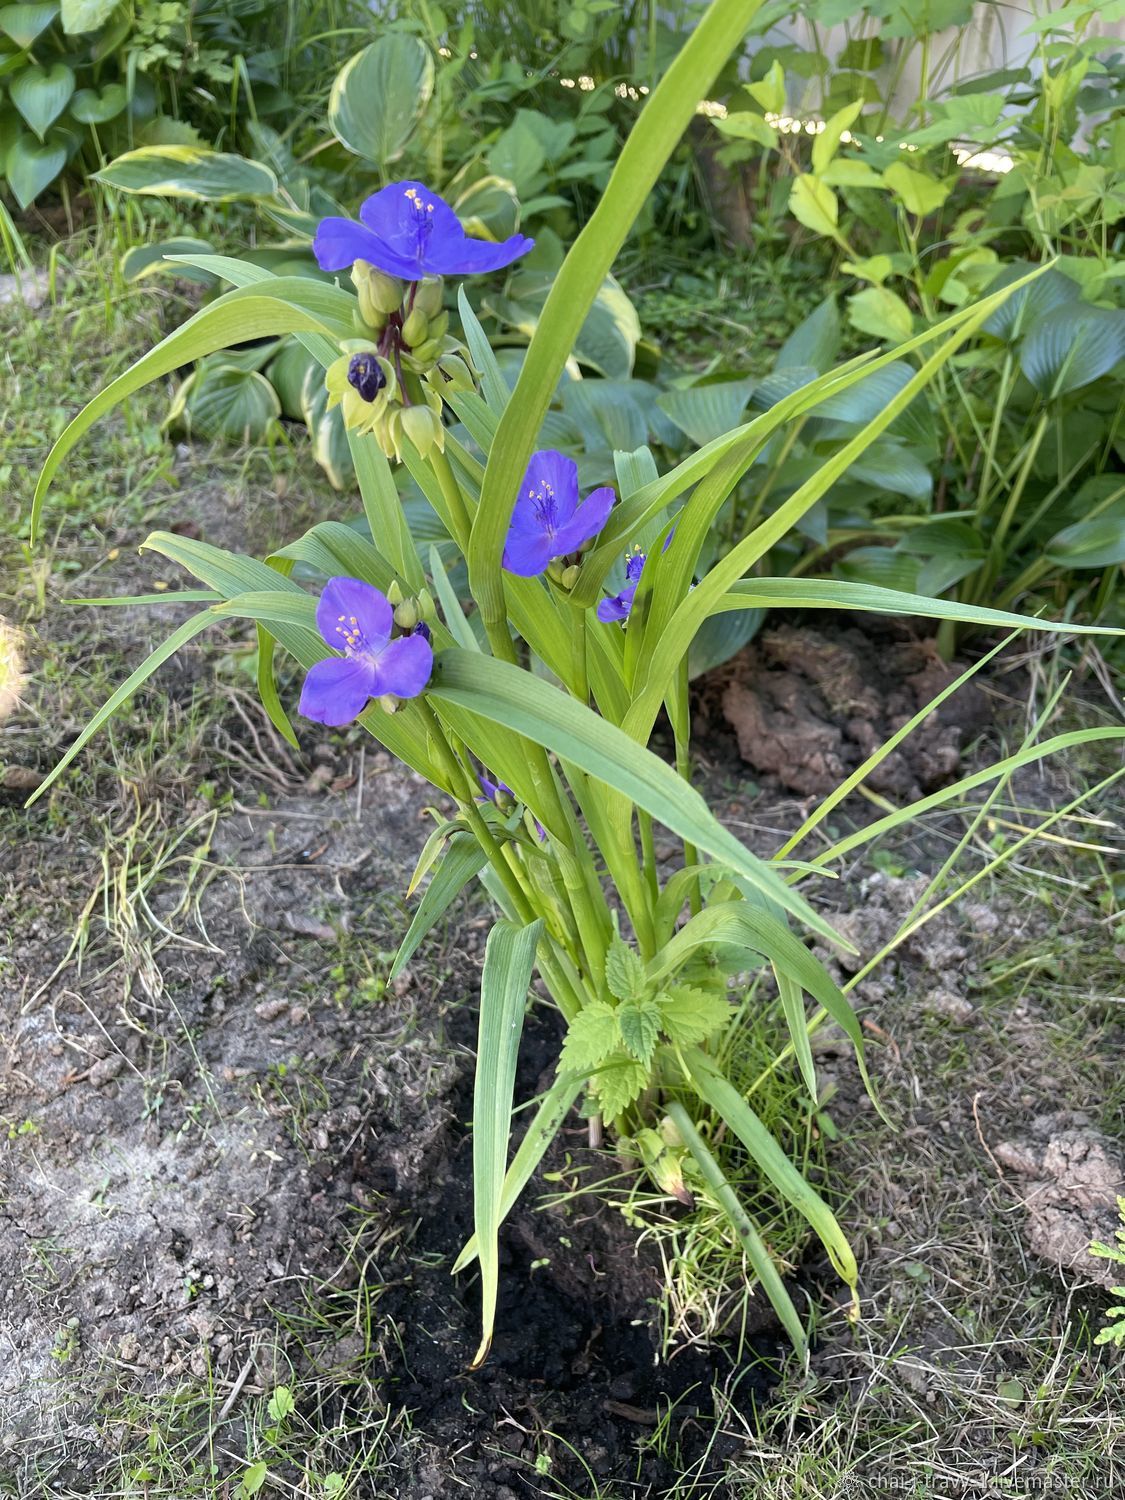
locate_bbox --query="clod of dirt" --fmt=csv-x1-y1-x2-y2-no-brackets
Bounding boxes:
993,1113,1125,1288
718,621,990,797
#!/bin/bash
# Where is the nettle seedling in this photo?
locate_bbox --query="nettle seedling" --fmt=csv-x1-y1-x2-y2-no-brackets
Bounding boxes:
30,0,1125,1364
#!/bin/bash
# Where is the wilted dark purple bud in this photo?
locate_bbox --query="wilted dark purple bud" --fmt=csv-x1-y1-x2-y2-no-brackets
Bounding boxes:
411,620,431,642
347,352,386,403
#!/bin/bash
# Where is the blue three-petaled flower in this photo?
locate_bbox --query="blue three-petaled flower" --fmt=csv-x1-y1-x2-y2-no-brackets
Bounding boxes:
300,577,433,725
314,181,534,281
502,450,615,578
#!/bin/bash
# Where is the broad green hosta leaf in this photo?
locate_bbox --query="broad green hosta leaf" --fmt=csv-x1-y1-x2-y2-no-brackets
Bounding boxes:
1021,303,1125,398
687,608,763,678
427,650,840,944
981,262,1080,340
177,364,282,444
10,63,74,139
0,3,58,48
60,0,113,29
454,174,521,242
69,83,126,122
5,132,66,208
657,377,756,447
1046,505,1125,569
95,146,279,202
121,237,215,283
471,917,543,1367
329,35,433,165
775,296,840,373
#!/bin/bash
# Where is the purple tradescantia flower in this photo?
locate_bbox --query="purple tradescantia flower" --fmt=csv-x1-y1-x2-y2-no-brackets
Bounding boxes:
477,774,547,842
314,181,534,281
299,577,433,725
596,533,674,624
502,450,615,578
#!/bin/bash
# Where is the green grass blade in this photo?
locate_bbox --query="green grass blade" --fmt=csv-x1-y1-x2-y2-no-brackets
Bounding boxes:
666,1101,808,1357
26,611,218,806
452,1069,585,1274
810,727,1125,868
390,833,488,981
428,651,840,943
777,634,1015,859
471,917,544,1367
457,285,510,415
467,0,767,635
683,1051,858,1299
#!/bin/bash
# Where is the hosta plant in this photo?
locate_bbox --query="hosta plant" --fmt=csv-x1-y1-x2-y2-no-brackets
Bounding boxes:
30,0,1125,1363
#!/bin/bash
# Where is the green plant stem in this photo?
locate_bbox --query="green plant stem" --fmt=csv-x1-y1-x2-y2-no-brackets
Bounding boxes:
989,407,1050,557
429,445,473,553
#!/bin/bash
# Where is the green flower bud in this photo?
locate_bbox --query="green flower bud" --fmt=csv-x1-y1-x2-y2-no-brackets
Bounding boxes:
547,558,566,583
400,403,444,459
428,311,450,342
433,354,475,392
659,1114,685,1149
417,587,437,623
378,694,400,714
413,276,444,317
559,564,581,590
353,259,404,319
353,306,386,337
404,338,443,371
401,308,430,347
386,579,405,607
393,598,419,630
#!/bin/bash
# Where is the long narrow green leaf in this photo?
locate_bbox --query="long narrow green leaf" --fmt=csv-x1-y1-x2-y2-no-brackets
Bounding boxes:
428,651,840,943
775,966,818,1106
471,917,544,1367
349,429,424,589
452,1069,585,1274
27,612,218,806
390,833,487,980
33,282,354,540
467,0,767,635
683,1051,858,1297
457,285,510,415
429,545,481,652
666,1100,808,1356
623,266,1048,741
712,577,1123,636
649,900,871,1095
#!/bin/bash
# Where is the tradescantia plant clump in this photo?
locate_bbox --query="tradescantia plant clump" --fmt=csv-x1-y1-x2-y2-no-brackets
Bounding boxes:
30,0,1125,1365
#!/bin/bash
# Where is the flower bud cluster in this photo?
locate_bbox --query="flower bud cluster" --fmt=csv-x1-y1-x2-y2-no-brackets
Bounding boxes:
327,260,458,463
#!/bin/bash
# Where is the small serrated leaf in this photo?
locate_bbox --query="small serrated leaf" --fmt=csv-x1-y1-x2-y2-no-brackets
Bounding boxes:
604,935,648,1003
617,998,662,1066
658,985,732,1046
559,1002,620,1074
593,1053,650,1120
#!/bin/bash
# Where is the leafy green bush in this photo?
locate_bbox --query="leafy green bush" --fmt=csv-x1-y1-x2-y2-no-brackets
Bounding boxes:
701,0,1125,639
